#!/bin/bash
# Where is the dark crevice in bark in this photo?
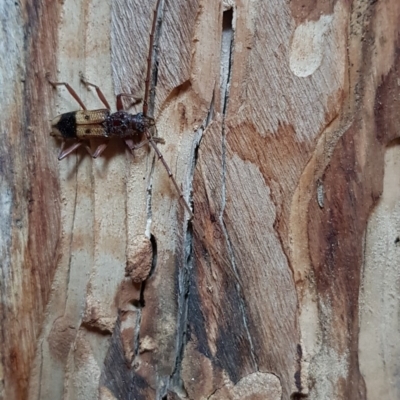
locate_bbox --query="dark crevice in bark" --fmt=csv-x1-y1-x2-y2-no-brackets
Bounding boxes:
165,28,218,400
219,7,258,372
165,76,217,399
148,0,165,119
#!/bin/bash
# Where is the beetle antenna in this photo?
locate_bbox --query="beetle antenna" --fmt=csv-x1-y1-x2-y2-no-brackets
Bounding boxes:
143,0,162,118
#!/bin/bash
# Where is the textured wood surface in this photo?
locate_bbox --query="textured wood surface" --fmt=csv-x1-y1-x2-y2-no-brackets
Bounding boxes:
1,0,400,399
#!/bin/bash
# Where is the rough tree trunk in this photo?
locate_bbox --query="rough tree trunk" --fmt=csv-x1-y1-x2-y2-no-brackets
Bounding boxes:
1,0,399,399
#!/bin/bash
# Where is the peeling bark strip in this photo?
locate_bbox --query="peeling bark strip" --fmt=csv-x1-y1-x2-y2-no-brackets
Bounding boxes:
1,0,400,399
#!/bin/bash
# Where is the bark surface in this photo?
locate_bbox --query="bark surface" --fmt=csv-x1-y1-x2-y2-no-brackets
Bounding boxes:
1,0,399,399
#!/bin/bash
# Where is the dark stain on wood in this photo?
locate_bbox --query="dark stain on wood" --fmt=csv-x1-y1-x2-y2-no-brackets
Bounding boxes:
186,266,213,359
306,25,400,400
187,245,255,384
374,41,400,144
308,125,371,398
100,316,140,399
289,0,337,24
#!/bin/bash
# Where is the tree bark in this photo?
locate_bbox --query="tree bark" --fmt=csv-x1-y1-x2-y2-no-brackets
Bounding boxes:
1,0,400,399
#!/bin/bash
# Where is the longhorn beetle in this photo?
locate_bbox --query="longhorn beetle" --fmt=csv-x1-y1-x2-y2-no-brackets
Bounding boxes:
48,0,193,219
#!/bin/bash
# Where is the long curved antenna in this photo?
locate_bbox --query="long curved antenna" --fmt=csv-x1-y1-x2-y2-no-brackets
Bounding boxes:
141,0,193,219
143,0,162,117
144,128,193,219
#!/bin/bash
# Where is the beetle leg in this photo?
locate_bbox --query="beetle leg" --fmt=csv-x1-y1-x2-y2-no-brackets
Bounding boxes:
153,137,165,145
124,139,134,150
91,142,109,158
58,141,84,160
80,78,111,110
116,94,142,111
124,137,165,155
124,138,148,153
47,78,87,110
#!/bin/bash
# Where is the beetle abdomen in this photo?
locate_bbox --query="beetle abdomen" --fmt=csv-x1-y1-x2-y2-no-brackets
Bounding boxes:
51,109,110,139
51,112,77,138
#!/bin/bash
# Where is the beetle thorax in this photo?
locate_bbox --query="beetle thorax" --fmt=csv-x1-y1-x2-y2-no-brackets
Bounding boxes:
106,111,154,138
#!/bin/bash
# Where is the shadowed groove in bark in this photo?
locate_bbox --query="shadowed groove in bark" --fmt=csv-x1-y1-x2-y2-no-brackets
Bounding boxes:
219,7,258,371
148,0,165,119
145,157,156,237
166,69,217,400
166,35,219,400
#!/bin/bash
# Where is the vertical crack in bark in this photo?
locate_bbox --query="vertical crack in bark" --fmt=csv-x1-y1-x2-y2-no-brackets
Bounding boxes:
166,70,217,400
131,238,156,372
148,0,165,118
132,308,142,364
192,92,216,175
219,8,258,370
145,157,156,238
220,8,234,217
149,233,158,278
166,221,192,398
168,96,207,400
36,341,44,400
220,9,234,116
